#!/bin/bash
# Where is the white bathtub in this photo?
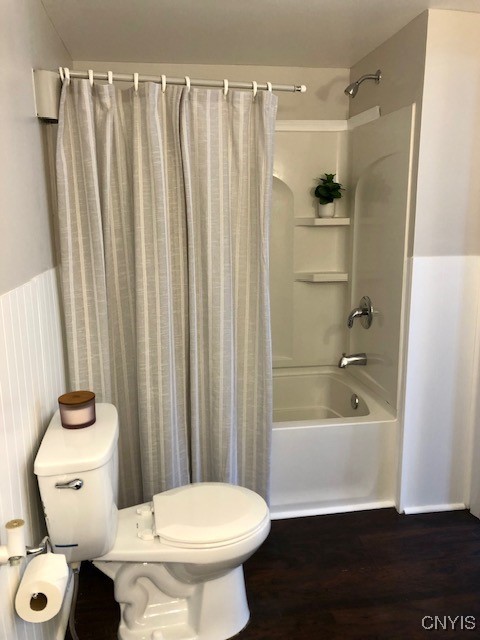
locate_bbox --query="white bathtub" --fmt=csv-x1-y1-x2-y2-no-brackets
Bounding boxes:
270,367,398,519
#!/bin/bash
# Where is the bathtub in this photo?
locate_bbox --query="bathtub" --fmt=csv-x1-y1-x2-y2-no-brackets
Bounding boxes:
270,367,398,519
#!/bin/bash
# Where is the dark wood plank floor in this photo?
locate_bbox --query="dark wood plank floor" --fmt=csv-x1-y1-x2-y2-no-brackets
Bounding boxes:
66,509,480,640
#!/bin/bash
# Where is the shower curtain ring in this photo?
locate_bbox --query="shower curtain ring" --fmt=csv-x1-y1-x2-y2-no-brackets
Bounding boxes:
59,67,64,82
88,70,94,87
185,76,191,92
252,81,258,100
64,67,70,86
223,79,229,98
133,73,139,92
161,74,167,93
267,81,273,93
108,71,113,85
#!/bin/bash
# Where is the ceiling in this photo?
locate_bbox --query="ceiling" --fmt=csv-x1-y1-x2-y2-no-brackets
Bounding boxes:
41,0,480,68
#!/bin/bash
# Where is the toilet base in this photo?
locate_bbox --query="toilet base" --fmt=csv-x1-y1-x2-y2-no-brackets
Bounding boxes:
94,562,250,640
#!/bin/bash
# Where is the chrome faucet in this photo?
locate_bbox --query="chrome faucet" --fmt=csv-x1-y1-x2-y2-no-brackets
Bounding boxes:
347,296,373,329
347,307,365,328
338,352,367,368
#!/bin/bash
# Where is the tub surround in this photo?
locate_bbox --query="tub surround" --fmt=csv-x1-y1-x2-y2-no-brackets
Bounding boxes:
271,122,350,369
348,104,416,410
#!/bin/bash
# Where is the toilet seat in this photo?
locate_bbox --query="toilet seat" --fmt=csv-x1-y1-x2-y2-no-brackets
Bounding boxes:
153,483,269,549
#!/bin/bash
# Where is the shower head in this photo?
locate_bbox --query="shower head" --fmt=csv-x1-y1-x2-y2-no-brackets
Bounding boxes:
344,69,382,98
344,82,360,98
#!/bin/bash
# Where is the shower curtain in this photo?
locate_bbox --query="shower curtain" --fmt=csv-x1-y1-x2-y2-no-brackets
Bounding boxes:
55,79,277,506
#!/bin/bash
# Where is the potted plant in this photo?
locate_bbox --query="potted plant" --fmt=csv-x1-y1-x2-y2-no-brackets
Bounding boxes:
314,173,345,218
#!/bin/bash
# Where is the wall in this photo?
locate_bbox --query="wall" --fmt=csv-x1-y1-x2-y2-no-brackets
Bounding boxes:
0,0,71,637
347,9,480,513
399,10,480,514
470,342,480,519
348,11,427,259
342,12,428,424
0,269,68,640
0,0,70,295
73,61,350,120
348,9,480,514
348,12,427,120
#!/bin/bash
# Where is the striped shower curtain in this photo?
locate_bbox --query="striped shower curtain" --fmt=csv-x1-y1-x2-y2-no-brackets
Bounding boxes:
55,80,277,505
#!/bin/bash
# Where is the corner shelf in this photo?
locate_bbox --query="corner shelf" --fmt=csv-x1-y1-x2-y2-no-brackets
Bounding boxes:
295,272,349,283
295,217,350,226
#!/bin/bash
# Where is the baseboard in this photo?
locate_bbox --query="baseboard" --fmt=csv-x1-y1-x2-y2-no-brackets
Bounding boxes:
270,500,396,520
403,503,466,515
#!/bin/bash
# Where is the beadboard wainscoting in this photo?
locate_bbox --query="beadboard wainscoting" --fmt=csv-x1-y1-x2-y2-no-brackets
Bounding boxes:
0,268,69,640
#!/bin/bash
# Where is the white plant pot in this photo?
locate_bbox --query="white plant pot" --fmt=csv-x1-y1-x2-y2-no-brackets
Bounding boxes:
317,201,336,218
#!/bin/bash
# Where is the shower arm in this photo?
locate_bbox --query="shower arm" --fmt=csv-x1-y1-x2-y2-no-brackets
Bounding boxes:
344,69,381,98
356,72,381,85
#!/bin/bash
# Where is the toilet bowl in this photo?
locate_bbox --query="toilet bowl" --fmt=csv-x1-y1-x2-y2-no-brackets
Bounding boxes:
95,484,270,640
34,404,270,640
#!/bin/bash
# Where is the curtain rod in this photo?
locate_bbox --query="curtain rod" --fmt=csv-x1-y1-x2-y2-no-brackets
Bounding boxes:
58,68,307,94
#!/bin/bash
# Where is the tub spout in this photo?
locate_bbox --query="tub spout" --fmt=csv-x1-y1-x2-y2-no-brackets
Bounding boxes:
338,353,367,368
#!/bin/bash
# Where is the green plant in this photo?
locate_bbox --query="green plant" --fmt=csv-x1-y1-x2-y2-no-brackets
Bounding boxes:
314,173,345,205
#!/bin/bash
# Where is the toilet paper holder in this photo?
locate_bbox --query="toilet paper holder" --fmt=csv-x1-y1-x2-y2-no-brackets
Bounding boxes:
26,536,51,558
0,519,51,567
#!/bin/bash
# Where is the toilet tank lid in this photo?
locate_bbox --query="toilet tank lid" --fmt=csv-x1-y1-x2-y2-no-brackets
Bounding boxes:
34,403,119,476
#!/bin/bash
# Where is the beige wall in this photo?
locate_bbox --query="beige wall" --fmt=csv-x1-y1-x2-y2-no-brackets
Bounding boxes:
413,10,480,257
395,11,480,513
0,0,71,296
348,9,480,257
0,1,71,636
348,12,428,119
74,61,350,120
348,11,428,260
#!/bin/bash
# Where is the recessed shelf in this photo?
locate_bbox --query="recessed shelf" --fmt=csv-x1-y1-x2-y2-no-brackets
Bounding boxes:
295,272,349,283
295,217,351,227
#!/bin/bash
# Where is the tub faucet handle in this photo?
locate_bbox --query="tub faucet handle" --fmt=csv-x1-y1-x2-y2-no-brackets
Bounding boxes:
338,353,367,368
347,296,373,329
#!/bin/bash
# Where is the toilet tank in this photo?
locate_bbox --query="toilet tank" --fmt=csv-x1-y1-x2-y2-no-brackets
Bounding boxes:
34,403,119,563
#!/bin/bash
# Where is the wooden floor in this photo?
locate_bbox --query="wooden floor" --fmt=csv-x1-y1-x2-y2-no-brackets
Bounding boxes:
66,509,480,640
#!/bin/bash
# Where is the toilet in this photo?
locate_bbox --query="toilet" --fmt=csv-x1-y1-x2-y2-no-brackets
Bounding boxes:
34,403,270,640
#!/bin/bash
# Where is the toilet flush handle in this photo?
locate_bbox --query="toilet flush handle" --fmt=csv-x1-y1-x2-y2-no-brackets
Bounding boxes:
55,479,83,490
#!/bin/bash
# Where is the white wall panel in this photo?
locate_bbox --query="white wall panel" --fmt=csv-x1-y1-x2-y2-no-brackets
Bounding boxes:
348,105,415,410
0,268,67,640
399,256,480,513
271,130,349,368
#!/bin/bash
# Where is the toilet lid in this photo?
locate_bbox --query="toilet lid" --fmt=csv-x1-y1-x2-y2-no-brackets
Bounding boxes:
153,483,269,548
